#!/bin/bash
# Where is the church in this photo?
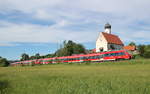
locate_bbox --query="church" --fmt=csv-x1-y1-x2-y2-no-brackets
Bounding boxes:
96,23,124,52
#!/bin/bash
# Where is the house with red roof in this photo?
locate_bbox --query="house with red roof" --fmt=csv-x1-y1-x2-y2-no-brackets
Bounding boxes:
96,23,124,52
123,45,136,51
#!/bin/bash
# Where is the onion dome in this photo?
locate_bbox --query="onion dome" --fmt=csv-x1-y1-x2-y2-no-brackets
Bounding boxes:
105,23,111,29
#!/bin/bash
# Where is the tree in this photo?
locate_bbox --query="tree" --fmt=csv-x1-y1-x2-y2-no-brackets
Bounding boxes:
138,45,145,57
55,40,86,57
20,53,29,61
45,54,55,58
143,45,150,58
35,53,40,59
143,51,150,58
30,56,36,60
0,57,9,67
129,42,136,46
137,45,150,58
73,44,86,54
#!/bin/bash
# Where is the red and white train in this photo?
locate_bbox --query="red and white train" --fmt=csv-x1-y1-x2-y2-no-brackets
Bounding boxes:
11,50,132,66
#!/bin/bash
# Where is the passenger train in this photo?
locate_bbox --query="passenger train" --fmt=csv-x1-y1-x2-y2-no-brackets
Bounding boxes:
11,50,132,66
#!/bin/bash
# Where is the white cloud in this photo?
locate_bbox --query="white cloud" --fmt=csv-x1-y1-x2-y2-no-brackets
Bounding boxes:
0,0,64,12
0,21,97,45
1,0,150,19
0,0,150,46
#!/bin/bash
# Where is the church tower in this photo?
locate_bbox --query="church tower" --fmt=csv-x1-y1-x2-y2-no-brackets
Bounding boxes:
104,23,111,34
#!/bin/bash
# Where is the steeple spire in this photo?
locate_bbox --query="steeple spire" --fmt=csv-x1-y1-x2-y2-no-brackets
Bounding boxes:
104,23,111,34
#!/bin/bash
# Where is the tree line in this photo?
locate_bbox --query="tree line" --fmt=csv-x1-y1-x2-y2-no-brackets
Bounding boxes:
138,45,150,58
0,41,150,67
17,41,150,61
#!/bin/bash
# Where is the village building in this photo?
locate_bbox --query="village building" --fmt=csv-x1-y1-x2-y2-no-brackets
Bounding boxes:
96,23,124,52
123,45,136,51
123,45,138,54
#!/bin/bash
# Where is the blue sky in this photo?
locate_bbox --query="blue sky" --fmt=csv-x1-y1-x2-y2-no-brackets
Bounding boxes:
0,0,150,60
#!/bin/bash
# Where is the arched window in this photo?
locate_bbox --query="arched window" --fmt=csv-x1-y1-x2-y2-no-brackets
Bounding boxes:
110,44,115,50
99,47,103,52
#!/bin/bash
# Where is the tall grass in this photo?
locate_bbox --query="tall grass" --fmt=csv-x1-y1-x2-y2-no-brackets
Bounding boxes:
0,59,150,94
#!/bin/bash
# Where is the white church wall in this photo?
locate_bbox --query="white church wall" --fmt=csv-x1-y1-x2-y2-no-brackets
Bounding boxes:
96,33,108,52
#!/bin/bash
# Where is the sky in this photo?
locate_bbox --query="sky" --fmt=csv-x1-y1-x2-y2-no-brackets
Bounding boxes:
0,0,150,60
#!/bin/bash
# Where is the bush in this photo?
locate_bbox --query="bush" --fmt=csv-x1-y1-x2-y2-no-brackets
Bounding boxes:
0,58,9,67
138,45,150,58
143,51,150,58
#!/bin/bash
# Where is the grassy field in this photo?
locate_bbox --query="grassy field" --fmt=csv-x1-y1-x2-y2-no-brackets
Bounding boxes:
0,59,150,94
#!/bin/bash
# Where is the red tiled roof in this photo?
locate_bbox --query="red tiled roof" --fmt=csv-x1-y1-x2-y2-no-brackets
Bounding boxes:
123,45,136,51
102,32,124,45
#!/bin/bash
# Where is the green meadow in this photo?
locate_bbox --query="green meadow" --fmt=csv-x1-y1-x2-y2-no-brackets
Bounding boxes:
0,59,150,94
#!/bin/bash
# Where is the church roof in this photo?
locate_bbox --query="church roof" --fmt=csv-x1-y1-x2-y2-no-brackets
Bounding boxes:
102,32,124,45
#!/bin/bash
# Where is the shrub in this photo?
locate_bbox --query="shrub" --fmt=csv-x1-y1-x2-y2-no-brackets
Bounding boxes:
143,51,150,58
0,58,9,67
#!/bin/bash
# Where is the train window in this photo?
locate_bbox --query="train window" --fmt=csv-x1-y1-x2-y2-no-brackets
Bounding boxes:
87,57,90,59
115,53,119,56
94,56,97,59
118,53,121,56
76,58,79,60
87,57,89,59
120,52,125,55
107,54,110,57
104,54,109,57
109,53,114,56
93,56,96,59
62,59,65,61
96,56,99,59
90,56,93,59
73,58,76,60
83,57,87,60
75,58,77,60
92,56,95,59
80,57,84,60
104,54,106,57
115,52,125,56
111,53,116,56
99,55,103,58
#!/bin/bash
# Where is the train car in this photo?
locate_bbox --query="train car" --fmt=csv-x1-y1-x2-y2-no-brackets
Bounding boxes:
11,50,132,66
